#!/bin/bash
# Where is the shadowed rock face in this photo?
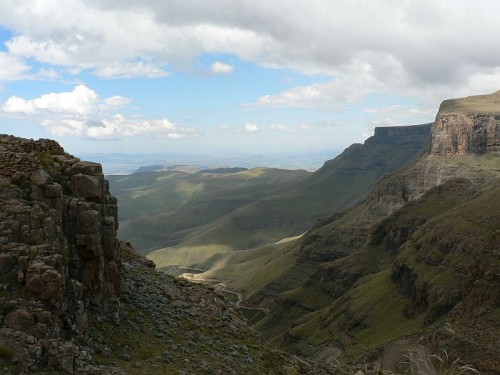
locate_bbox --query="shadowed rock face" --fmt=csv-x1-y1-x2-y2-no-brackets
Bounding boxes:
0,135,334,375
431,91,500,157
0,134,121,373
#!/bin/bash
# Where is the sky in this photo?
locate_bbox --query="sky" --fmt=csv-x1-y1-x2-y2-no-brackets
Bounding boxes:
0,0,500,157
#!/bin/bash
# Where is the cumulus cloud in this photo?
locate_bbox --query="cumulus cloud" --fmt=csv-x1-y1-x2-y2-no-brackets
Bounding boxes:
210,61,234,75
243,122,259,132
246,80,368,109
0,0,499,104
1,85,195,139
0,51,31,80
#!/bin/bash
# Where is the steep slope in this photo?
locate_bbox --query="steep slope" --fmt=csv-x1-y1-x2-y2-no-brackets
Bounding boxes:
109,167,310,253
147,123,432,268
249,179,499,372
0,135,335,374
237,92,500,372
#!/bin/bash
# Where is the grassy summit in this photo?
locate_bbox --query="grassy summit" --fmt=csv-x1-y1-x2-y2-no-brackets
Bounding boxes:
438,90,500,114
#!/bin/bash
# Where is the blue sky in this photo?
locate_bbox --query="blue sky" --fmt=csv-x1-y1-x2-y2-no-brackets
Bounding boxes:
1,1,500,157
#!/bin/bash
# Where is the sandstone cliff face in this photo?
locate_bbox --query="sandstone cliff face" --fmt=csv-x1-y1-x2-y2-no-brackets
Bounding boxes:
0,135,120,373
366,92,500,219
431,91,500,157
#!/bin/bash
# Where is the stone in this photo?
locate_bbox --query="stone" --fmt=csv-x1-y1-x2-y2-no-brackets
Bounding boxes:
77,208,101,234
47,341,78,373
44,183,62,198
25,263,64,302
5,308,34,330
30,169,52,186
71,173,103,200
71,161,103,176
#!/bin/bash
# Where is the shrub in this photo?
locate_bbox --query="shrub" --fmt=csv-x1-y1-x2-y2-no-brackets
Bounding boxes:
0,345,14,360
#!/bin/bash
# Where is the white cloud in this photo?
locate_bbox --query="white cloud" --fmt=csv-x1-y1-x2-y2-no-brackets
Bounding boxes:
270,123,287,131
1,85,195,139
299,124,311,130
94,61,170,79
246,79,375,110
0,0,498,103
104,95,133,107
243,122,259,132
0,51,31,80
210,61,234,75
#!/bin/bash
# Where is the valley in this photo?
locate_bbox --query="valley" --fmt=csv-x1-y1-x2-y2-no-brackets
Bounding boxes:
112,91,500,373
0,91,498,374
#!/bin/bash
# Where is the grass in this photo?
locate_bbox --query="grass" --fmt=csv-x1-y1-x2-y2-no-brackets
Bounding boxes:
147,243,232,268
0,346,14,360
439,90,500,114
396,349,480,375
111,127,431,258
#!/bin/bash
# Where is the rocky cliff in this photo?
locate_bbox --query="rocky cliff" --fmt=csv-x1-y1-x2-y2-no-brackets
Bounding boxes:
431,91,500,157
0,134,121,372
0,135,336,374
366,92,500,219
244,92,500,372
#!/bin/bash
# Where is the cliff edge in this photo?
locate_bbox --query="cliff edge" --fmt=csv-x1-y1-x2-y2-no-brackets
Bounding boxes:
432,91,500,156
0,135,121,372
0,135,334,374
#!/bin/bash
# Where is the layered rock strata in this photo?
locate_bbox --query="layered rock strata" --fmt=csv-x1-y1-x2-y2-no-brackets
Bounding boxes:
367,92,500,219
431,90,500,157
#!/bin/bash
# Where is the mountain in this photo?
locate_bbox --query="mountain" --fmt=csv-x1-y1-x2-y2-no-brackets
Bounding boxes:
109,167,311,255
240,92,500,373
0,135,334,374
111,123,431,268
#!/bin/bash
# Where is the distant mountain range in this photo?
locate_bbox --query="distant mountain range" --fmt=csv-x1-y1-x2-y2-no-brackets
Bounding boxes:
80,150,337,175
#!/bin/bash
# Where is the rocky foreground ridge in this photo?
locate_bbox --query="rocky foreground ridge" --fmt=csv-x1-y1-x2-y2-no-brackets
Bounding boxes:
0,135,334,374
0,135,121,372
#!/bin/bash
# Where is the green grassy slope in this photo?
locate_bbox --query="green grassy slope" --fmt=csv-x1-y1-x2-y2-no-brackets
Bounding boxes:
109,167,310,252
142,124,432,266
182,237,302,299
250,178,500,371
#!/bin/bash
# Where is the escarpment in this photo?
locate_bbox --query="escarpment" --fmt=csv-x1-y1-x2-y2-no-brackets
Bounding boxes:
0,135,120,372
366,91,500,219
247,93,499,372
432,90,500,157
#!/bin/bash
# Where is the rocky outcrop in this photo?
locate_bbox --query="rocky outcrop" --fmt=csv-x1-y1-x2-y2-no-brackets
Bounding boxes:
373,123,432,139
0,135,338,374
0,134,121,373
431,91,500,157
366,93,500,220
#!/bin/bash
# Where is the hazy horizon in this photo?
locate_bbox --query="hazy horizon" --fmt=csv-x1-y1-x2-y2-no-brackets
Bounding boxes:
78,149,341,175
1,1,500,155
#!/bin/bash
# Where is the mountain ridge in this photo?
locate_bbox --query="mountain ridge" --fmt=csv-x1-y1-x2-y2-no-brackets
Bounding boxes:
144,122,432,268
238,91,499,373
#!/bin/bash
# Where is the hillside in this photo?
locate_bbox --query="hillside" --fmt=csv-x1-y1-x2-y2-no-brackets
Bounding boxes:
239,92,500,373
109,167,310,253
141,123,431,268
0,135,335,374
